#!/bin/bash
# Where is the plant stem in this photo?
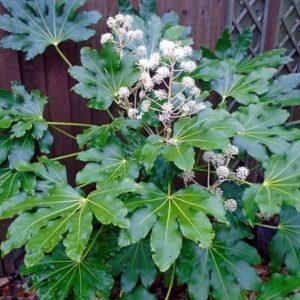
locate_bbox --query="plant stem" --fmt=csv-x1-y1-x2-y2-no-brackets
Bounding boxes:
165,263,175,300
106,109,115,120
286,120,300,127
50,125,77,140
54,44,72,68
51,152,80,161
47,121,93,127
254,223,278,230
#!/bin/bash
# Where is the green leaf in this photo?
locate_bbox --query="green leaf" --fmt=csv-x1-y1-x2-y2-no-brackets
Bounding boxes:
122,183,226,271
269,206,300,277
215,28,231,59
8,134,35,169
0,0,101,60
260,73,300,106
76,142,139,185
233,103,299,161
122,286,157,300
0,178,139,265
0,136,11,164
109,239,157,292
243,141,300,218
16,156,67,185
118,0,136,15
232,28,252,62
76,125,110,149
211,60,276,104
237,49,292,73
21,241,114,300
177,229,261,300
139,0,156,22
70,44,139,110
257,274,300,300
142,135,164,172
0,170,21,203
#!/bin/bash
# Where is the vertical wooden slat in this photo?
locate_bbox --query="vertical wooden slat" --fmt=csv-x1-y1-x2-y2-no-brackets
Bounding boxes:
263,0,282,51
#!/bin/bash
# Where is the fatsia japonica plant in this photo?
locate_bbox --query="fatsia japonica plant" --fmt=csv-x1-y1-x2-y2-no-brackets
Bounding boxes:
1,0,300,299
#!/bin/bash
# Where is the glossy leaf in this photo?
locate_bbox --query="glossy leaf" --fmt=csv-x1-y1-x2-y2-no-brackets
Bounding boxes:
0,0,101,60
76,142,139,185
260,73,300,106
257,274,300,300
211,60,276,104
243,141,300,218
122,183,226,271
233,103,300,161
0,178,139,265
177,229,261,300
110,239,157,292
70,44,139,110
21,241,113,300
237,49,292,73
269,206,300,276
122,286,157,300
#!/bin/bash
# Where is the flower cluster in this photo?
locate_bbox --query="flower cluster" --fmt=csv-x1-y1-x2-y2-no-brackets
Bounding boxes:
224,199,238,212
180,170,196,186
100,14,143,56
203,145,250,194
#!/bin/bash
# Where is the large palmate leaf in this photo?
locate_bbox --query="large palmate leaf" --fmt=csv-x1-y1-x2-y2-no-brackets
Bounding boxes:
70,43,139,110
142,108,238,171
0,0,101,60
243,141,300,220
121,183,226,271
211,60,276,104
0,178,140,266
257,274,300,300
76,142,139,185
177,229,261,300
260,73,300,106
269,206,300,277
233,103,300,161
110,239,157,292
21,236,114,300
0,83,52,169
237,49,292,73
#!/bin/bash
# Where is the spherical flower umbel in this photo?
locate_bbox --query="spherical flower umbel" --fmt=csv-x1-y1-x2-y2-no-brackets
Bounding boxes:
180,170,196,185
100,33,113,45
216,166,230,179
141,100,151,112
214,187,224,197
154,89,168,100
224,199,238,212
128,108,138,119
180,60,197,72
224,145,239,156
236,166,250,180
203,151,215,162
118,87,130,99
126,30,144,40
182,76,195,88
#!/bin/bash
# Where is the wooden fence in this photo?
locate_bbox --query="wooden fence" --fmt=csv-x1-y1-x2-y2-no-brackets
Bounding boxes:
0,0,299,276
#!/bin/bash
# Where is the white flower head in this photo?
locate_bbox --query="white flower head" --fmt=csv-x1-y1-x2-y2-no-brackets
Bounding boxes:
159,40,176,58
156,66,170,78
224,199,237,212
159,110,172,123
180,170,195,185
119,87,130,99
126,29,144,40
214,187,224,197
180,60,197,72
191,87,201,96
203,151,215,162
100,33,113,45
224,145,239,156
154,89,167,100
162,102,173,112
141,100,151,112
211,153,226,166
136,45,147,56
128,108,138,119
182,76,195,88
236,166,249,180
216,166,230,179
107,17,117,28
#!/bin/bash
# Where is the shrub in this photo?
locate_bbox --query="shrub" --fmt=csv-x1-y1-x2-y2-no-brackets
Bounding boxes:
1,0,300,299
